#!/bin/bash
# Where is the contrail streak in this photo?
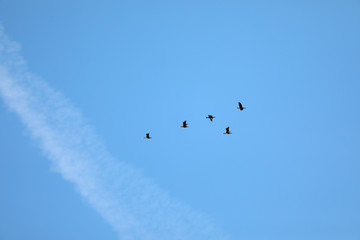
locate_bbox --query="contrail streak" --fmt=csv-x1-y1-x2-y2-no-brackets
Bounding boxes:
0,26,228,240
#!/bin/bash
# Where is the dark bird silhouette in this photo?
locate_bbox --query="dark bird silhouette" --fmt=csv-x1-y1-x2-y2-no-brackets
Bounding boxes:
222,127,232,134
180,120,188,128
143,133,151,139
236,102,246,111
205,115,215,122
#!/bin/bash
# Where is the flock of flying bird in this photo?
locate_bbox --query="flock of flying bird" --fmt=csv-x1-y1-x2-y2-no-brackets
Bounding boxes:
143,102,246,139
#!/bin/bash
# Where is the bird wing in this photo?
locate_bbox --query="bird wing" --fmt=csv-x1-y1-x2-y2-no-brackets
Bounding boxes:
226,127,230,133
239,102,243,108
146,133,150,138
183,121,187,126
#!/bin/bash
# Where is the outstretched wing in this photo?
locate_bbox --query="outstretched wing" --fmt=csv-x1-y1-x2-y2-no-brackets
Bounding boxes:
183,120,187,126
238,102,243,108
146,133,150,138
226,127,230,134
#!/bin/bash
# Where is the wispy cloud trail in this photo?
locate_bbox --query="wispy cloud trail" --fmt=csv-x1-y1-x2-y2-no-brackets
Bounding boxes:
0,26,228,240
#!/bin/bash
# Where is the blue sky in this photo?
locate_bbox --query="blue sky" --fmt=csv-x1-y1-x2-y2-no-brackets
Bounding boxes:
1,0,360,239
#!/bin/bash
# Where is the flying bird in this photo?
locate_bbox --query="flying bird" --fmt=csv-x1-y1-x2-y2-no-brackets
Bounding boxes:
236,102,246,111
205,115,215,122
143,133,151,139
222,127,232,134
180,120,188,128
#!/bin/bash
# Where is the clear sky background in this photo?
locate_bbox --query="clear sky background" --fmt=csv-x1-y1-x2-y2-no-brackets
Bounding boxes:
1,0,360,239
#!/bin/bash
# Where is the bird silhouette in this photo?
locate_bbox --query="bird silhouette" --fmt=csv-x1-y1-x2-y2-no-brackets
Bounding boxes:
205,115,215,122
143,133,151,139
180,120,188,128
222,127,232,134
236,102,246,111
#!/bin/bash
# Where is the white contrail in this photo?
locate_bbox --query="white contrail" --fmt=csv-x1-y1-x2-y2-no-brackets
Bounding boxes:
0,26,228,240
